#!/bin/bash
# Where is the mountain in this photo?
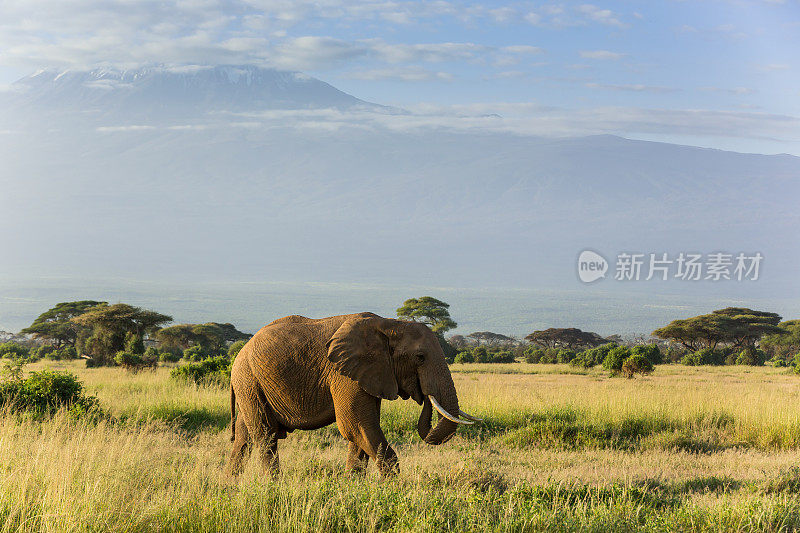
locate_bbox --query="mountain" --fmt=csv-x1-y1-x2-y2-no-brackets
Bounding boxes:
0,65,798,332
3,65,389,121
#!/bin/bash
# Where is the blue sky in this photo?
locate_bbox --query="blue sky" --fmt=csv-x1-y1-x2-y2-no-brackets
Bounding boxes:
1,0,799,153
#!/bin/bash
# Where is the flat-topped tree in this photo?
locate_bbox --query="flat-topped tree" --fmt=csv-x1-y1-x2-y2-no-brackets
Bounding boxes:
467,331,516,346
20,301,106,347
711,308,784,351
156,322,250,354
525,328,606,350
72,303,172,365
653,308,783,352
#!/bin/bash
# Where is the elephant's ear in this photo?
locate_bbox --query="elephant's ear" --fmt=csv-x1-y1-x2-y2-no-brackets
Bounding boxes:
327,317,399,400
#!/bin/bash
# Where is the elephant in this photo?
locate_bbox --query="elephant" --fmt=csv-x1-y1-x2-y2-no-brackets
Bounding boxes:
226,312,480,476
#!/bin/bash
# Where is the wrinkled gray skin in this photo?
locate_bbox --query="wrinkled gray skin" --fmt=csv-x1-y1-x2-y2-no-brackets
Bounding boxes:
226,312,462,476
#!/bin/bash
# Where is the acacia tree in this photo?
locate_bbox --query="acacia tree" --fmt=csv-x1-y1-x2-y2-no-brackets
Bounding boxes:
653,308,783,352
20,301,106,347
711,308,783,351
761,319,800,360
525,328,606,350
396,297,457,334
467,331,516,346
397,296,457,362
72,303,172,365
156,322,250,354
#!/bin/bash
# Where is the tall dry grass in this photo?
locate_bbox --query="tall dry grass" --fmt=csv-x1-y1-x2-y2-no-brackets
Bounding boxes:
1,361,799,531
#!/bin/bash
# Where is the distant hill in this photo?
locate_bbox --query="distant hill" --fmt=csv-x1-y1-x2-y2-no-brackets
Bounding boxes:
0,65,798,308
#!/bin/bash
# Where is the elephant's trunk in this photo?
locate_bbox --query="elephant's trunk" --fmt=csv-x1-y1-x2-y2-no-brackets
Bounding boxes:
417,376,461,445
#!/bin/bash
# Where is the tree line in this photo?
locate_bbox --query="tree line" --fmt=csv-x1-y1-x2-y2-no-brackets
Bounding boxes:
1,298,799,375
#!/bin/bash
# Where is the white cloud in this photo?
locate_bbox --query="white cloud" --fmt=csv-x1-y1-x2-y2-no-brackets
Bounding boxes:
699,86,756,95
344,66,453,82
270,37,367,70
579,50,625,60
576,4,628,28
586,82,678,93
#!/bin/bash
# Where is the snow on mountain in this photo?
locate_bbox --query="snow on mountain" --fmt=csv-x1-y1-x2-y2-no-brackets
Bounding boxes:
5,65,388,120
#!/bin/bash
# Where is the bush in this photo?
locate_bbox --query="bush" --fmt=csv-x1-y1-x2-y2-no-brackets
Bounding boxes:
489,350,515,364
33,345,78,360
681,348,726,366
158,347,182,363
171,356,231,386
735,348,767,366
228,340,248,361
114,350,158,372
556,349,577,364
183,345,214,361
124,332,145,355
603,346,631,373
0,370,102,419
621,354,654,378
0,342,30,359
470,346,488,363
539,348,559,364
523,347,544,363
580,343,617,367
631,344,662,365
569,354,595,369
454,351,474,364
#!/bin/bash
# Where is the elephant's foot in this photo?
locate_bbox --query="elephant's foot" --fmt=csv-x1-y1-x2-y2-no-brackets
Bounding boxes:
375,444,399,477
346,441,370,475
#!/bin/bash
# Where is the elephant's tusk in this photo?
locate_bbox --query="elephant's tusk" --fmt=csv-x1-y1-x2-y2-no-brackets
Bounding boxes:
428,395,474,425
459,409,483,422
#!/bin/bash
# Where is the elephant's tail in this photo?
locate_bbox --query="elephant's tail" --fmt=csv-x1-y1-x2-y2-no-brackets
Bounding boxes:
230,386,236,442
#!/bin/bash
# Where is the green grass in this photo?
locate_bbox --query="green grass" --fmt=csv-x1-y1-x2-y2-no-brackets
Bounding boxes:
3,360,800,531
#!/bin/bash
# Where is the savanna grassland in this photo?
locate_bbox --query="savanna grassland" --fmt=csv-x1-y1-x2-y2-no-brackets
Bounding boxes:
3,361,800,532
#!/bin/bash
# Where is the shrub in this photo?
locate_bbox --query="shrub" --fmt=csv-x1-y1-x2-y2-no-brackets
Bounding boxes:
735,348,767,366
171,356,231,386
0,370,102,419
183,345,214,361
124,332,145,355
158,347,182,363
0,342,30,359
556,349,577,364
33,345,78,360
681,348,726,366
580,343,617,367
489,350,515,364
772,358,789,367
454,351,474,364
621,354,654,378
631,344,662,365
603,346,631,373
472,346,489,363
523,347,544,363
569,354,595,369
539,349,558,364
114,350,158,372
228,340,247,361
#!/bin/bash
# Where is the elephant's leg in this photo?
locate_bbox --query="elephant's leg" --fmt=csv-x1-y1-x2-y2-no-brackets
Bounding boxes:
346,441,369,474
226,414,251,477
335,390,398,476
255,431,279,475
232,364,281,475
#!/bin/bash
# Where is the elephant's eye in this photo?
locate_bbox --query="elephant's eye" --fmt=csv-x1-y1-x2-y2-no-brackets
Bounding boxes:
414,352,425,363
